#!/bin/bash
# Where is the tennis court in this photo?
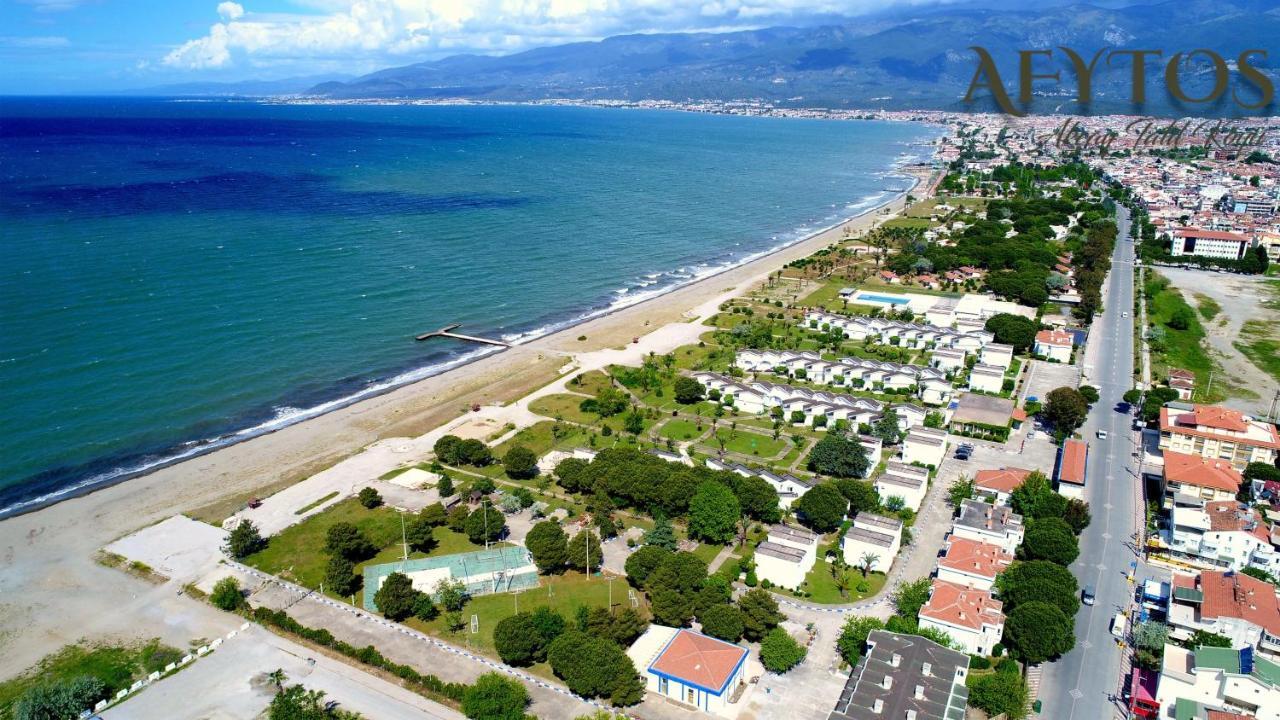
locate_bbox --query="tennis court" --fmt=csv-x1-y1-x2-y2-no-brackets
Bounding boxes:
363,546,539,611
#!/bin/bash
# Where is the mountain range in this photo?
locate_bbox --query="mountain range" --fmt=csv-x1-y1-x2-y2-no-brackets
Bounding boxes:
307,0,1280,116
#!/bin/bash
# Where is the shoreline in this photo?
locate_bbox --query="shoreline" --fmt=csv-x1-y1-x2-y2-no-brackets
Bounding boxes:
0,154,933,521
0,155,934,680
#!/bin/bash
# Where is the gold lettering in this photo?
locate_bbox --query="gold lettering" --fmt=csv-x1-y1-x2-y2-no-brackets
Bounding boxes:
1235,49,1274,110
1059,47,1108,105
1107,50,1162,104
965,46,1023,116
1019,49,1060,104
1165,49,1228,103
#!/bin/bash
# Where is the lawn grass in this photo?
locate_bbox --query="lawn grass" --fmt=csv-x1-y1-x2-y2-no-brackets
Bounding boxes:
244,498,489,594
528,393,598,425
658,417,705,442
769,549,888,604
1144,273,1224,402
692,542,727,565
707,429,787,458
491,420,590,459
404,571,645,661
1193,293,1221,321
881,216,933,230
1234,320,1280,383
568,370,613,397
0,640,184,718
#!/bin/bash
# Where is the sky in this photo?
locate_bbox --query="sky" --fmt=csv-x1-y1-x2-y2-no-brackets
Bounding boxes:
0,0,1108,94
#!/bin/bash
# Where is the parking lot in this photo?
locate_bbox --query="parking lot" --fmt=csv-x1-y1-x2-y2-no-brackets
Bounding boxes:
1020,358,1082,404
936,424,1061,492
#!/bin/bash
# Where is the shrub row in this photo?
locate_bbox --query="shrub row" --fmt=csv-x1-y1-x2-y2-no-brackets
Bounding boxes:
251,606,468,703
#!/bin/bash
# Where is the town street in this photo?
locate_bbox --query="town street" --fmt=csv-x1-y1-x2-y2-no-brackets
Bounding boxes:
1039,206,1145,719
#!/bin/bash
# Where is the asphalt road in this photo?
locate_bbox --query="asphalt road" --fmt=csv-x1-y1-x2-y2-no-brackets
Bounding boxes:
1039,205,1145,720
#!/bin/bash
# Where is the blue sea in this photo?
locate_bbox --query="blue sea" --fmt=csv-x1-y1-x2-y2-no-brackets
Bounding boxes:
0,98,938,517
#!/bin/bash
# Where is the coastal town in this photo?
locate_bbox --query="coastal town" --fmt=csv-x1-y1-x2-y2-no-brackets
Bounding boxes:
5,107,1280,720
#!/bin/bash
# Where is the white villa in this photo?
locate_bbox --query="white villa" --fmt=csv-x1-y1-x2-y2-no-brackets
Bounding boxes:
754,524,820,590
734,349,953,406
803,311,994,355
841,512,903,573
692,372,883,428
875,462,930,511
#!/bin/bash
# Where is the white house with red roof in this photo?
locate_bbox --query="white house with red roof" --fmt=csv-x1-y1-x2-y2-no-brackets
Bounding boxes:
1055,439,1089,500
1159,402,1280,471
935,536,1014,591
627,626,751,716
1161,451,1244,510
973,467,1032,505
1033,329,1073,363
1166,570,1280,660
1169,228,1254,260
1165,500,1278,574
917,579,1005,656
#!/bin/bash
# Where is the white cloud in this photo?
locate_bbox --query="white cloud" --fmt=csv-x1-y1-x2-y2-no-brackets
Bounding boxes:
162,0,917,70
217,2,245,21
0,35,71,48
16,0,85,12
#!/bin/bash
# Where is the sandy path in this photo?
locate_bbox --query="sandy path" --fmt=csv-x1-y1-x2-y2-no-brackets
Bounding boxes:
0,167,932,681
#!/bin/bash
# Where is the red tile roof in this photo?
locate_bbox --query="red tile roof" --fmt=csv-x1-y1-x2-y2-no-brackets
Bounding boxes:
1160,405,1280,450
1175,228,1250,242
1011,407,1028,422
1198,570,1280,636
1189,406,1250,433
974,467,1032,494
1206,712,1255,720
1203,501,1271,544
1058,439,1088,486
1035,329,1073,347
649,629,748,694
938,537,1014,580
1162,451,1243,493
919,579,1004,631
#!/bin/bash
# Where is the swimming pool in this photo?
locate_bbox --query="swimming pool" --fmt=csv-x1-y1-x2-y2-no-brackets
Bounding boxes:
856,293,910,306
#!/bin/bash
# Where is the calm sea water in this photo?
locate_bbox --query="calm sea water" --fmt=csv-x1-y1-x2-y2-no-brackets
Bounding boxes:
0,98,937,516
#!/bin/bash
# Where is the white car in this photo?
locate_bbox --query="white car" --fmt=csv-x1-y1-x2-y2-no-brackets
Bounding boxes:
1097,429,1109,439
1122,311,1129,317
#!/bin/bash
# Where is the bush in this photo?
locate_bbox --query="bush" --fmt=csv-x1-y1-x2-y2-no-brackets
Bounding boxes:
462,672,530,720
967,669,1029,719
358,486,383,508
225,519,265,559
759,628,806,673
547,631,645,706
16,676,107,720
837,616,885,666
210,577,245,611
503,445,538,479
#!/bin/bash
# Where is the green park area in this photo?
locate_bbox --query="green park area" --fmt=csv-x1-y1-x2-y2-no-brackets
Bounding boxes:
1143,272,1226,401
0,640,185,719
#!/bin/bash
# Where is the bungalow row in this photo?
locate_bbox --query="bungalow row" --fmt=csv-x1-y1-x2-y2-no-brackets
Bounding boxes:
751,523,821,591
803,311,994,355
691,372,884,428
733,349,954,405
705,457,816,509
874,461,931,512
841,512,904,574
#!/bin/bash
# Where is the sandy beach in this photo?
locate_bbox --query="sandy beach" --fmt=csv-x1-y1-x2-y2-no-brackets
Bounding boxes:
0,165,932,680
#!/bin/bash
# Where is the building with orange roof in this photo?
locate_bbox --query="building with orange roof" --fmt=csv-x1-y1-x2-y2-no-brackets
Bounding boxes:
1055,439,1089,500
1170,228,1253,260
917,579,1005,656
973,467,1032,504
1162,450,1244,509
627,626,750,715
1166,501,1278,575
1033,329,1074,363
935,537,1014,591
1159,402,1280,471
1167,570,1280,661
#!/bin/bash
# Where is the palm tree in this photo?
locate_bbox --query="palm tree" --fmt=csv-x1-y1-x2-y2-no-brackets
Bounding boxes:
859,553,881,578
833,566,853,600
267,668,287,691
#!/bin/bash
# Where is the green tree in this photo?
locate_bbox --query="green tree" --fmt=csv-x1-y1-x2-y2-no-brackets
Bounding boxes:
547,631,644,706
643,513,678,551
794,482,848,533
494,612,549,666
995,560,1079,616
268,684,358,720
674,377,705,404
226,519,266,559
1005,601,1075,663
688,481,740,544
1188,629,1233,648
503,445,539,479
1078,385,1100,404
872,410,903,445
1244,462,1280,483
324,555,360,598
966,670,1029,720
835,479,880,513
698,604,745,642
1168,306,1195,330
759,628,807,673
1020,518,1080,565
15,677,107,720
1010,471,1064,520
461,672,530,720
836,616,885,666
525,521,569,573
622,410,645,436
738,587,785,641
373,572,420,621
947,477,975,507
210,576,244,611
465,505,505,545
567,530,604,574
434,435,463,464
357,486,383,508
1044,386,1089,434
1122,389,1142,405
892,577,932,618
435,578,469,613
421,502,448,526
325,522,375,561
404,514,437,553
625,545,672,588
984,313,1039,352
807,430,872,478
437,473,455,498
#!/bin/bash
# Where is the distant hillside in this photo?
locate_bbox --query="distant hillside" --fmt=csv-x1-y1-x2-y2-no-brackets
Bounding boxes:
127,74,350,97
310,0,1280,116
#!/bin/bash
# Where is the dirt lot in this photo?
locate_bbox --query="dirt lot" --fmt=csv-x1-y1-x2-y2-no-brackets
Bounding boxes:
1158,267,1280,417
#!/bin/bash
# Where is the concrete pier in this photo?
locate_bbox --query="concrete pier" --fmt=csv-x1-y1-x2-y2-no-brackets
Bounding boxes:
415,323,511,347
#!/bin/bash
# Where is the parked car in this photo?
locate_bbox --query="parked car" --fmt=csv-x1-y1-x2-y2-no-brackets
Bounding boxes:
1111,612,1127,638
1096,429,1109,440
1082,585,1096,606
